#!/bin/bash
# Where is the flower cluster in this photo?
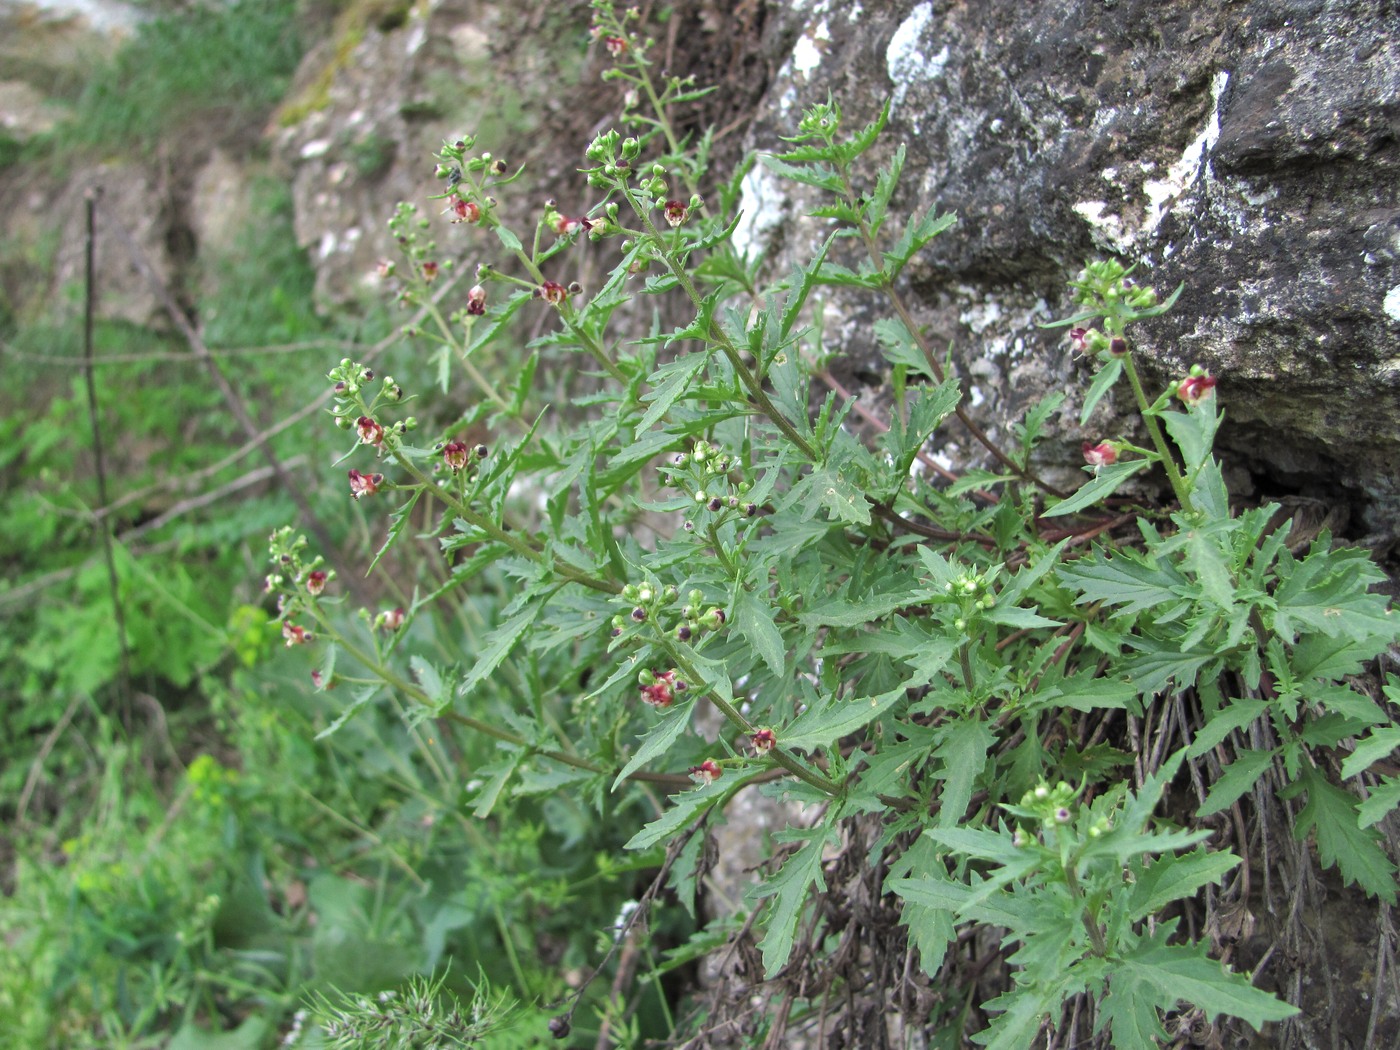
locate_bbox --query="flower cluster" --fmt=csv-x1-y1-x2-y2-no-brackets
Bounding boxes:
266,526,334,655
638,668,686,709
660,439,759,532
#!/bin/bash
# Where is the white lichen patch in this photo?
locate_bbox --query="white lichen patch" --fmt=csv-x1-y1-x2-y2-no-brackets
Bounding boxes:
1384,285,1400,322
733,164,788,261
1073,200,1135,254
1075,72,1231,252
791,17,831,79
959,298,1004,334
886,2,940,117
1143,70,1229,234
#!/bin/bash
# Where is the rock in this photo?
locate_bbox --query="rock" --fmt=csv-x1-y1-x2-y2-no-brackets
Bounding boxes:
271,0,605,308
738,0,1400,533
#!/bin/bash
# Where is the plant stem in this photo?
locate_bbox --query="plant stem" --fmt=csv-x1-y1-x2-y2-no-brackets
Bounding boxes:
389,451,620,595
1062,859,1109,956
419,294,513,412
624,187,820,463
1120,353,1191,506
660,642,843,796
835,166,1067,499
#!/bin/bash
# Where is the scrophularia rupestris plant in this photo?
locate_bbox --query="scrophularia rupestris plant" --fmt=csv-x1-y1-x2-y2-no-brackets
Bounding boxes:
262,4,1396,1044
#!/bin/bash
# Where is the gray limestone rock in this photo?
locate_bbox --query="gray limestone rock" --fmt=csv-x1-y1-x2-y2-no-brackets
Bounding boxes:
738,0,1400,533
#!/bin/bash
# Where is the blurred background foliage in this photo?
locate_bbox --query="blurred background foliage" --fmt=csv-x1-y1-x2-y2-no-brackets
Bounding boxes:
0,0,661,1045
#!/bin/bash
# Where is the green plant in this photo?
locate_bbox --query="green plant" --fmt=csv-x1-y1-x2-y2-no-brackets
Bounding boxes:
40,0,304,160
265,2,1398,1044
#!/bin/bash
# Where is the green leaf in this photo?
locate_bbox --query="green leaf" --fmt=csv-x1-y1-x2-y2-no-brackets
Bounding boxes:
813,260,885,290
636,352,709,436
759,154,845,194
799,586,910,628
409,655,448,707
875,317,936,380
807,464,872,525
613,702,695,789
1060,546,1189,615
1079,357,1123,424
884,208,957,278
1159,406,1218,478
495,225,523,252
845,96,893,158
975,979,1077,1050
1186,698,1268,758
624,784,728,851
1041,459,1150,518
367,489,422,574
315,685,379,740
981,605,1061,629
889,837,954,977
1338,733,1400,784
934,718,994,828
780,234,838,336
1272,544,1398,645
782,687,905,752
867,142,905,236
734,587,785,677
1025,672,1137,715
1291,630,1393,683
1113,925,1298,1032
1198,748,1276,817
1127,849,1240,918
1289,766,1397,901
458,604,540,698
754,825,838,976
1358,776,1400,829
470,749,524,817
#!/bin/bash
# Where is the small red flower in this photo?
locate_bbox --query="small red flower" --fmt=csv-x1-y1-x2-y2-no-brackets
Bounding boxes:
356,416,385,449
1069,327,1092,354
465,284,487,316
305,570,328,596
1082,441,1118,468
348,469,384,499
688,759,722,785
604,35,628,57
450,198,481,223
282,621,313,647
751,728,776,755
663,200,688,228
640,669,678,708
442,440,469,472
421,261,440,281
534,280,568,305
1176,373,1217,405
375,259,395,279
376,607,405,632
